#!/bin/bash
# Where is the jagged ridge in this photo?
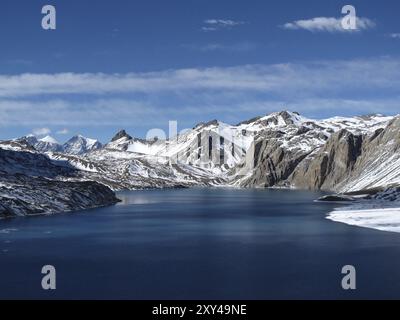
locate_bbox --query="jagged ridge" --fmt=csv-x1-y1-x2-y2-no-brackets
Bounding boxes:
1,110,399,217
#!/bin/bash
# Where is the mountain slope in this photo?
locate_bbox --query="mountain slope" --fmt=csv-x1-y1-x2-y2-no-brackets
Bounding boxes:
49,147,226,191
232,111,392,189
0,143,119,217
336,117,400,192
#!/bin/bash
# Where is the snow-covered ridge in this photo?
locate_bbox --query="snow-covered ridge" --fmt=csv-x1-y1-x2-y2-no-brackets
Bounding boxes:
4,110,397,189
104,111,394,170
15,134,102,155
1,110,399,218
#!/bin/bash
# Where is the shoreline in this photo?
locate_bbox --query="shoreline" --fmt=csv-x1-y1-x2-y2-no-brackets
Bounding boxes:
327,206,400,233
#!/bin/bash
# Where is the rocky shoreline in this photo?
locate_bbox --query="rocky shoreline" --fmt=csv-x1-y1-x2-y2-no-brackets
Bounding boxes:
0,145,120,218
0,174,120,218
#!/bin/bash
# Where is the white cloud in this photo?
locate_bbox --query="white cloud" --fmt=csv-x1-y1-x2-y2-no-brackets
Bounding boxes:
32,127,51,136
0,97,399,129
389,33,400,39
283,16,375,33
0,57,399,98
56,128,69,135
0,57,400,128
202,19,245,32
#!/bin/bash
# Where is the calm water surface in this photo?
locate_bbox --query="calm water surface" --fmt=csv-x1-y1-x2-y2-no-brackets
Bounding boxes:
1,188,400,300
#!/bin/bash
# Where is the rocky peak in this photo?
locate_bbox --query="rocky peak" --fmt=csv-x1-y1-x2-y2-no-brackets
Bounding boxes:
63,135,103,155
111,130,132,142
193,119,219,130
15,135,39,148
277,111,298,123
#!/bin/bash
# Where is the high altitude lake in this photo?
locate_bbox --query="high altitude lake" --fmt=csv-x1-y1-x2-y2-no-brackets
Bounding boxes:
1,188,400,300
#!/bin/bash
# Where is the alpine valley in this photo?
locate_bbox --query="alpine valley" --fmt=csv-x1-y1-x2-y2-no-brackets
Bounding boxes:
1,111,400,221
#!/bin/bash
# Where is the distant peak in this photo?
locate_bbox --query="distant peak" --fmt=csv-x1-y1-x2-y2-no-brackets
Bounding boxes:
63,134,102,155
237,111,303,127
273,110,300,118
111,130,132,142
66,134,85,142
357,113,386,120
70,134,91,140
194,119,219,130
39,135,59,144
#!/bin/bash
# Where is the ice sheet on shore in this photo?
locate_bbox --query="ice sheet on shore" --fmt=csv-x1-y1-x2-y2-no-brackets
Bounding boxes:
327,207,400,233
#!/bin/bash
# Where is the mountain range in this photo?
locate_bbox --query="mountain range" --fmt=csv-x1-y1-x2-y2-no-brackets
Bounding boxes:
21,134,103,155
1,110,400,217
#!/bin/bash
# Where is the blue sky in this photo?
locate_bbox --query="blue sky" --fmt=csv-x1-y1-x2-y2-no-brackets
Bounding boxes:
0,0,400,142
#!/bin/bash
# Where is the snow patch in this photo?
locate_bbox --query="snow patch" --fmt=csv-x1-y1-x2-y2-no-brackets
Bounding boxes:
327,207,400,233
40,136,59,144
327,188,400,233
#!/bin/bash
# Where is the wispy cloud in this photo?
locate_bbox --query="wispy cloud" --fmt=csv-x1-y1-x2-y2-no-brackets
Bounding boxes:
183,42,257,52
388,33,400,39
282,16,375,33
56,128,69,135
1,96,399,129
5,59,34,66
32,127,51,136
201,19,246,32
0,58,399,98
0,57,400,128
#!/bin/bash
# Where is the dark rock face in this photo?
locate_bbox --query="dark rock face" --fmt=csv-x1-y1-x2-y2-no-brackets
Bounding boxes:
317,195,356,202
0,203,13,217
290,130,364,191
370,187,400,201
240,133,309,187
111,130,133,142
16,136,38,149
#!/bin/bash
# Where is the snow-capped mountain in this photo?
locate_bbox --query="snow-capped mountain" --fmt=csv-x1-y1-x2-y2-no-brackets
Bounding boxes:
22,134,39,147
44,110,396,192
107,120,255,174
63,135,103,155
17,135,63,153
44,110,396,194
1,110,400,217
33,135,64,153
16,134,102,155
229,111,393,191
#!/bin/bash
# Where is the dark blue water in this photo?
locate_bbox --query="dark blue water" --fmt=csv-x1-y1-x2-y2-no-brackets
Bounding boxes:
1,188,400,300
